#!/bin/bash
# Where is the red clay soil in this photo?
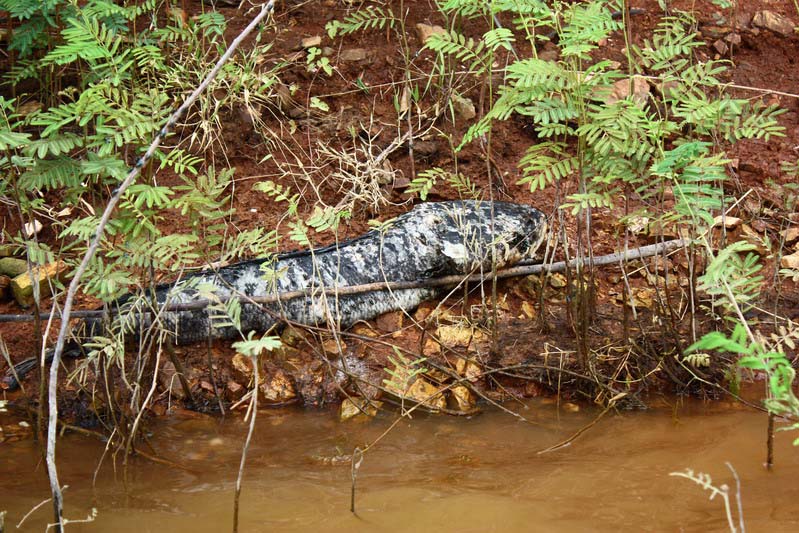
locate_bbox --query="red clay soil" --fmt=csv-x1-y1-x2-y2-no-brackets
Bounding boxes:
1,0,798,420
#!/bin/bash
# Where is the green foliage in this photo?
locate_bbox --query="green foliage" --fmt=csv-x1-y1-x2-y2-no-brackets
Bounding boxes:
697,242,763,315
406,168,480,200
325,6,396,39
687,325,799,441
383,348,428,394
232,331,283,357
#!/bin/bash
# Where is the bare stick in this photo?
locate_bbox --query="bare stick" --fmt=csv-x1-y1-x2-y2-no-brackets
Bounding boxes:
0,239,689,324
41,3,275,530
233,354,259,533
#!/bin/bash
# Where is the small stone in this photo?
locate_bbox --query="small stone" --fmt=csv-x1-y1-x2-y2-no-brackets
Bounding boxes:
231,353,254,381
415,23,446,44
0,275,10,300
521,301,536,319
340,48,367,61
782,227,799,244
226,380,245,401
752,10,795,37
712,215,742,228
340,397,382,421
625,215,650,234
606,76,650,105
538,49,559,62
450,385,475,411
17,101,42,116
260,369,297,403
406,378,447,411
451,94,476,121
159,361,186,399
0,257,28,277
322,338,346,355
11,261,69,307
781,251,799,269
713,39,728,55
436,324,486,347
454,357,482,382
725,32,742,45
423,337,441,356
376,310,404,332
301,35,322,48
548,273,567,289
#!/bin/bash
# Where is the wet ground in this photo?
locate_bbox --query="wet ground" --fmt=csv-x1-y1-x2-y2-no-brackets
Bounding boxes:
2,398,798,532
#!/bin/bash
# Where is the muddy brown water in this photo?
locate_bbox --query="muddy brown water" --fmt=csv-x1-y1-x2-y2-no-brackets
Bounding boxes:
2,399,798,532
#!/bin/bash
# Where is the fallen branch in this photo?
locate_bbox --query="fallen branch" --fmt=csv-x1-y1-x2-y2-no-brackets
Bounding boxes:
0,238,689,323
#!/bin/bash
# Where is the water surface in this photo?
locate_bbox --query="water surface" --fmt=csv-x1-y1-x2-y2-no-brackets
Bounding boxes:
2,399,797,531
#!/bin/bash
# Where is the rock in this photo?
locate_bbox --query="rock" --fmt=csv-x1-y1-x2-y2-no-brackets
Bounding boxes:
436,324,486,347
625,215,650,234
782,227,799,244
521,301,536,319
606,76,650,105
752,10,795,37
455,357,482,382
725,32,742,45
322,338,346,355
280,325,310,348
340,48,367,61
781,251,799,270
651,79,681,99
340,397,382,421
415,23,446,44
0,257,28,277
351,323,378,338
159,361,186,399
260,369,297,403
712,215,742,228
414,302,436,322
376,310,404,332
449,385,475,411
713,39,728,55
11,261,69,307
423,337,441,356
413,140,439,161
301,35,322,48
405,378,447,411
0,275,10,300
451,94,476,121
538,49,559,62
16,101,42,117
231,353,254,381
226,380,245,401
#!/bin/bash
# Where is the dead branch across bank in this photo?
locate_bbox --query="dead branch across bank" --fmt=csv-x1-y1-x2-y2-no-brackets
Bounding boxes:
0,239,688,324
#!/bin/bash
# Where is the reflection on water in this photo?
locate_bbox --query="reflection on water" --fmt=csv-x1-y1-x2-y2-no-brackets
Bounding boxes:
2,399,798,532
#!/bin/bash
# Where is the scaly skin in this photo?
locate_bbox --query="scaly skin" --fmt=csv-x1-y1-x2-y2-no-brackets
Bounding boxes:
3,200,546,389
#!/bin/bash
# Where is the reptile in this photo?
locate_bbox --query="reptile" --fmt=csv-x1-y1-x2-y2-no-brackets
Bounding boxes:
2,200,546,390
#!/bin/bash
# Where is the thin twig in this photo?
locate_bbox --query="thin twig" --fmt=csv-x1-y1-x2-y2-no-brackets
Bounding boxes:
40,4,275,530
233,353,259,533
